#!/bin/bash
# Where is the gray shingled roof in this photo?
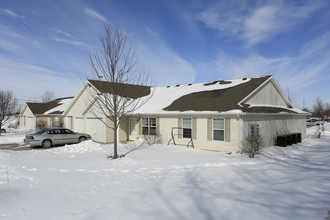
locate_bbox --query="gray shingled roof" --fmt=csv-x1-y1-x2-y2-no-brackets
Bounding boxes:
88,76,297,114
88,80,151,99
27,97,73,115
163,75,295,113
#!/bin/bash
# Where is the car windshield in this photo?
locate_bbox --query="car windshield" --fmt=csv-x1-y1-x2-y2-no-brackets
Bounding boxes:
35,128,49,135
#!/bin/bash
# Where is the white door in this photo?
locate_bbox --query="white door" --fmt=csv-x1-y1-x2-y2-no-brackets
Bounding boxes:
129,118,137,140
86,118,105,143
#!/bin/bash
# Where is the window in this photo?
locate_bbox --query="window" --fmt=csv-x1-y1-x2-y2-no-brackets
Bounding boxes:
248,124,259,137
182,118,192,138
47,129,61,135
62,129,73,134
142,118,157,135
213,118,224,141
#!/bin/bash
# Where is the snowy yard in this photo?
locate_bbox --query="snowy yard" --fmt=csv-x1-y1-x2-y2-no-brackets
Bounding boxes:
1,127,330,220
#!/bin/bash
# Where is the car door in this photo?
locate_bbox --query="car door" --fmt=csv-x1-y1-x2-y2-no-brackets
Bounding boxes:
47,129,63,145
61,129,77,144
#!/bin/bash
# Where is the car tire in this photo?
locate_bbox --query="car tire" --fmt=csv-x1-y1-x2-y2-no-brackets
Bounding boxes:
0,129,6,133
78,136,87,143
42,140,52,148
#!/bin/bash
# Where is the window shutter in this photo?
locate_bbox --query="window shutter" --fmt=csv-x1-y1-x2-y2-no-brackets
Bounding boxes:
192,118,197,139
225,118,230,142
178,117,182,138
207,118,212,141
156,117,160,135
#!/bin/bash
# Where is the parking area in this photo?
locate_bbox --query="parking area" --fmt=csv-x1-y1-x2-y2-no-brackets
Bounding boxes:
0,143,48,151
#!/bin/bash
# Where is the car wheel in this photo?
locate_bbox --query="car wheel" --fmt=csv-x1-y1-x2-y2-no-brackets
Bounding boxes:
42,140,52,148
78,136,86,143
0,129,6,133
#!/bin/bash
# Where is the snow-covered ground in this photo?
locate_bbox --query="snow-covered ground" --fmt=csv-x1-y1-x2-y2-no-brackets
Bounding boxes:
0,127,330,220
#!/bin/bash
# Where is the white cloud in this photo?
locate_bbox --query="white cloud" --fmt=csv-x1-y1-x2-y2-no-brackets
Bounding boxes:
0,38,21,52
49,28,72,38
135,40,197,86
0,57,83,104
84,8,108,23
196,1,324,46
146,27,159,37
53,37,89,48
196,31,330,91
0,8,24,18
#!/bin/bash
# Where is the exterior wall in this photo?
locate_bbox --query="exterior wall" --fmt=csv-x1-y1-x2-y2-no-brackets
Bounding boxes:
35,116,51,129
243,114,307,147
20,106,36,130
65,85,129,143
245,81,289,107
137,115,241,152
65,84,97,134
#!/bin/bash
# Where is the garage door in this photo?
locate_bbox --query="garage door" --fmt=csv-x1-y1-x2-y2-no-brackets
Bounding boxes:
26,117,36,130
86,118,106,143
73,118,85,133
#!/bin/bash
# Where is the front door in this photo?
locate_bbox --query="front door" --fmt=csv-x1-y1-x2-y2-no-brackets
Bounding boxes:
129,118,137,140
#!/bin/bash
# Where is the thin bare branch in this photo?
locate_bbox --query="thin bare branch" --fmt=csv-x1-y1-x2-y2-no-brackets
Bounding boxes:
87,24,154,159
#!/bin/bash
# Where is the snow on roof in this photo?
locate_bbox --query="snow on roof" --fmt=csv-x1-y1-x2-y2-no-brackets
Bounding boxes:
136,77,252,114
90,75,304,115
27,97,74,115
44,97,74,114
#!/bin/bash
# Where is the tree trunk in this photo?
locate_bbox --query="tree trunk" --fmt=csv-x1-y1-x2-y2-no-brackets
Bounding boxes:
112,117,120,159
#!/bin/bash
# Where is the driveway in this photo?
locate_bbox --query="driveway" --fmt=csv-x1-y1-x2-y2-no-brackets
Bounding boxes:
0,143,45,151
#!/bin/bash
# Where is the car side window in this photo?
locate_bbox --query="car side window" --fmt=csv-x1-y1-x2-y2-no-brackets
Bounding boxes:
62,129,73,134
48,129,61,134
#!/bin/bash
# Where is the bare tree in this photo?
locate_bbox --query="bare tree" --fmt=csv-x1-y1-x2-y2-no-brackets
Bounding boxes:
313,97,327,131
41,91,56,103
0,90,18,135
36,119,48,130
284,87,295,106
88,24,153,159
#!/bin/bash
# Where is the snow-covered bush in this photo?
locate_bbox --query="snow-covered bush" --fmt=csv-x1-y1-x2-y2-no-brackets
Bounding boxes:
144,135,162,145
241,135,264,158
314,125,323,138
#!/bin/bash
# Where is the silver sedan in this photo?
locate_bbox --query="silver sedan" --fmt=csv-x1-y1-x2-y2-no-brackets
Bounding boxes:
24,128,92,148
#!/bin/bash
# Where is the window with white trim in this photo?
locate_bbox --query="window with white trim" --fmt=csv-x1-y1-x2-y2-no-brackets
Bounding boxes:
142,117,156,135
182,118,192,138
213,118,224,141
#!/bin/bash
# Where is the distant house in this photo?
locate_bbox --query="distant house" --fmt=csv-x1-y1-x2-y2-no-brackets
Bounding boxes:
63,75,307,152
19,97,73,130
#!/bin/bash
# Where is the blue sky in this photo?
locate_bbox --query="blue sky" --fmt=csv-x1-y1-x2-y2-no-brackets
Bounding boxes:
0,0,329,109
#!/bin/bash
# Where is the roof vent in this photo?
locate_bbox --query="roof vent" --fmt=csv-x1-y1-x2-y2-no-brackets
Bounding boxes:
219,80,231,85
204,81,218,86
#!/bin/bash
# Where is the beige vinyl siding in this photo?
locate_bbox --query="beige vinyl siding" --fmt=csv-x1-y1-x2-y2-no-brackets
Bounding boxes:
207,118,212,141
192,118,197,139
156,117,160,135
225,118,230,142
178,118,182,138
